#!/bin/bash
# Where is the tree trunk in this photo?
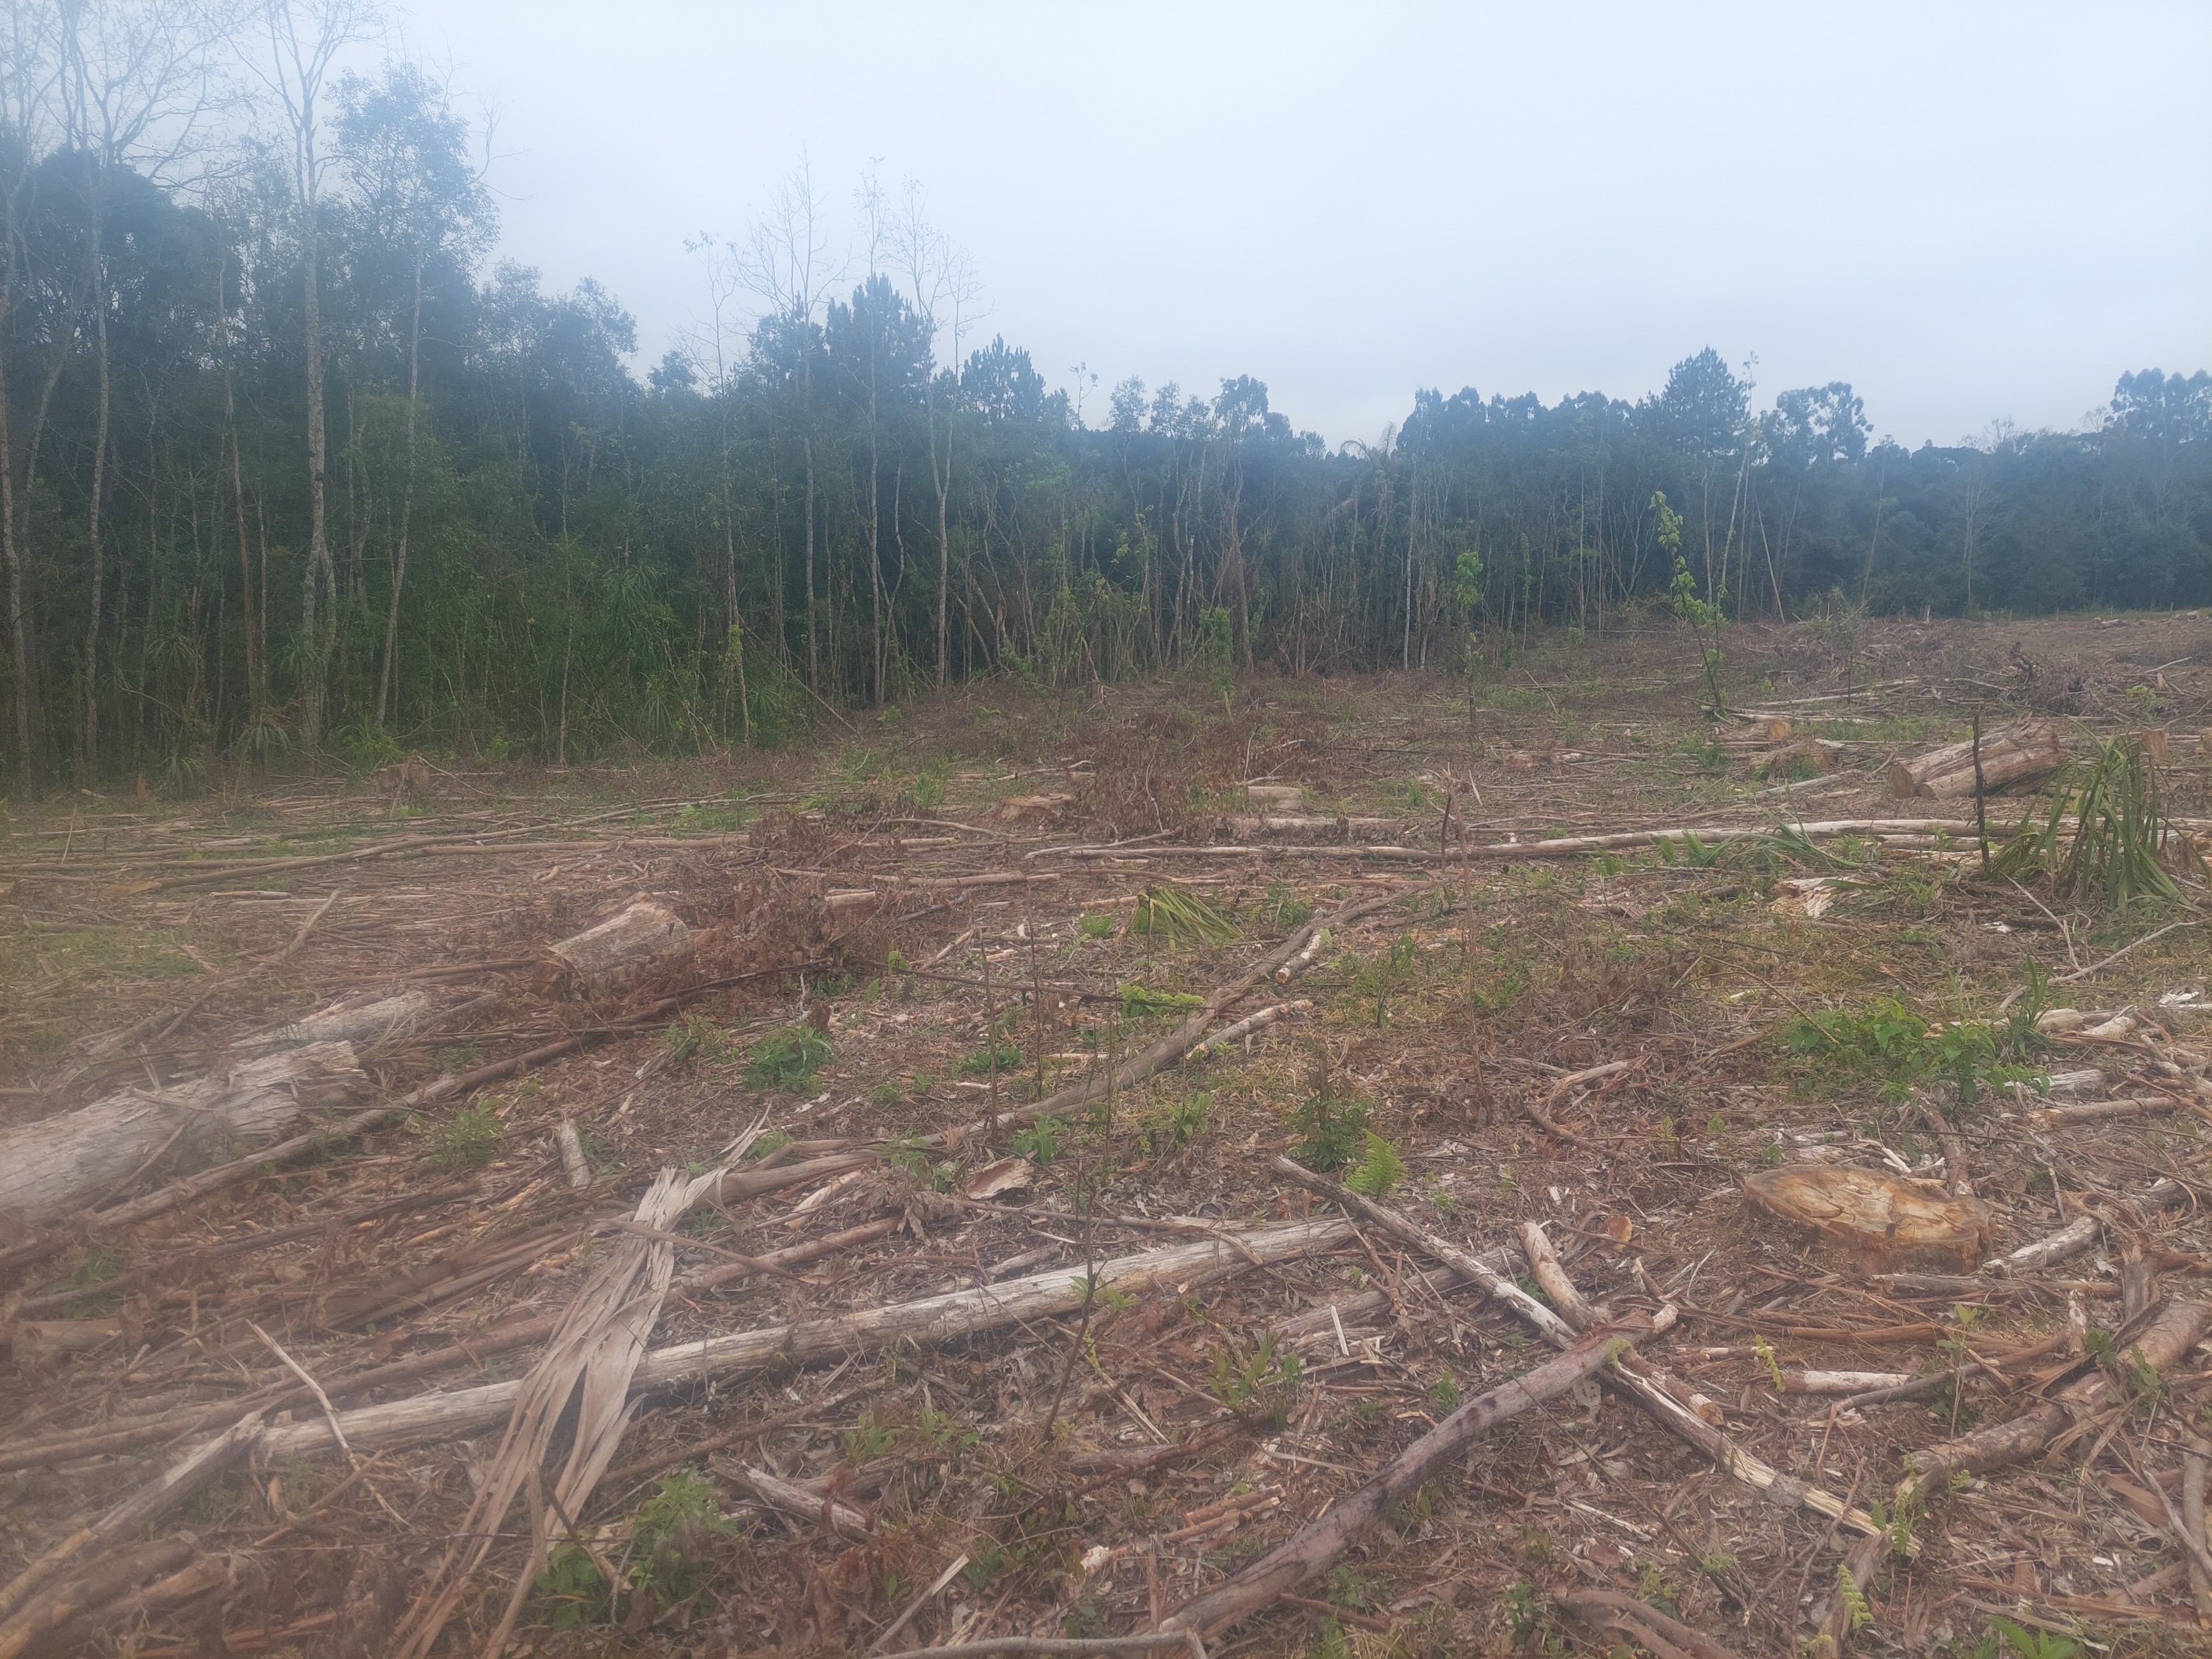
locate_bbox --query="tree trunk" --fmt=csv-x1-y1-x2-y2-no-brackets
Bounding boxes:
256,1218,1351,1461
0,322,31,787
79,267,110,774
375,260,424,728
300,196,329,751
1887,719,2064,799
0,1043,368,1227
226,368,257,720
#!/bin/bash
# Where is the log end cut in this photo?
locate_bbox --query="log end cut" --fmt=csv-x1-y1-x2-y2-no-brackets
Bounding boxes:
1744,1165,1993,1271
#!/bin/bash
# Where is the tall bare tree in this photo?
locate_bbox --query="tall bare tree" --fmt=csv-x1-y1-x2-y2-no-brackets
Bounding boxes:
247,0,374,751
0,0,64,785
57,0,222,771
895,181,977,689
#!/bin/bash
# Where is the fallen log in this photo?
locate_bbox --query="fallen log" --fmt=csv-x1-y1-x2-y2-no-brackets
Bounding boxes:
255,1218,1350,1461
1268,1156,1889,1543
1162,1321,1643,1638
1896,1294,2212,1507
0,1042,366,1228
1887,719,2063,800
1986,1177,2186,1275
12,1551,232,1659
1033,818,1978,865
538,897,691,997
0,1408,260,1638
235,989,431,1051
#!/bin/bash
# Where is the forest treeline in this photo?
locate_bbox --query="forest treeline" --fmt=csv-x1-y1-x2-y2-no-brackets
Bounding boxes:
4,3,2209,788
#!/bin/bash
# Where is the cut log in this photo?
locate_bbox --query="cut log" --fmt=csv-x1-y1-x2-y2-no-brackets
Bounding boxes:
256,1218,1350,1461
1886,719,2063,799
0,1042,366,1228
538,897,691,998
1243,784,1304,811
235,990,430,1051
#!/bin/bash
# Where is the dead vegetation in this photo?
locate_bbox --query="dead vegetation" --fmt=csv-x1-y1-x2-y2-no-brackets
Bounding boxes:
2,612,2212,1658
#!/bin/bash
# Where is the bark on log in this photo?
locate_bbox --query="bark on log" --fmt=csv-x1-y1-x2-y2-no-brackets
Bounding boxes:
1898,1295,2212,1505
538,897,691,998
1887,720,2064,799
0,1042,366,1227
235,990,430,1051
255,1218,1350,1461
1162,1322,1642,1637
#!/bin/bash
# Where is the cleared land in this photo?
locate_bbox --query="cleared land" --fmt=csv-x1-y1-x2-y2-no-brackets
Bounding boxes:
3,610,2211,1658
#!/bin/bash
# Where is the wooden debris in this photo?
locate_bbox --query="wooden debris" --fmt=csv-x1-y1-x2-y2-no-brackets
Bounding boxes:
1743,1165,1993,1271
556,1117,591,1189
1560,1589,1743,1659
0,1042,367,1227
1886,718,2063,799
1267,1156,1889,1542
538,896,692,998
1163,1320,1644,1638
1898,1295,2212,1504
255,1219,1350,1461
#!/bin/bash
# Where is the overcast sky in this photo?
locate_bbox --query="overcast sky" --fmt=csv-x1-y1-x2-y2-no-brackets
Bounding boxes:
411,1,2211,452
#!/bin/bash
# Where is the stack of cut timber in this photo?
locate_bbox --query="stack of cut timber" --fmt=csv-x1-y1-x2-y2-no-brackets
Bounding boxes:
1887,720,2063,799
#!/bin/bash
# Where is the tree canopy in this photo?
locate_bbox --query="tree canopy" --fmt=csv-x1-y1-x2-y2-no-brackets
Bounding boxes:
3,1,2207,787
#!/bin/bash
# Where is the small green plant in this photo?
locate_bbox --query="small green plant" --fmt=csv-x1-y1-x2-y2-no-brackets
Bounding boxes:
743,1024,831,1090
844,1410,897,1464
1120,981,1203,1019
665,1011,731,1066
1834,1563,1871,1632
1427,1373,1463,1413
429,1104,506,1171
960,1041,1021,1075
1344,1130,1407,1198
1209,1332,1302,1426
1077,912,1117,938
626,1469,733,1610
911,762,949,813
1784,994,2040,1106
1972,1616,2079,1659
1012,1115,1063,1163
1140,1091,1211,1154
1262,882,1313,929
1291,1073,1370,1172
1501,1579,1546,1647
1132,885,1240,945
1751,1333,1785,1392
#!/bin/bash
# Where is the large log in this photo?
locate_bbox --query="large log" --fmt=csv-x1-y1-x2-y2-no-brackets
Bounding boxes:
1887,719,2063,800
537,897,691,997
255,1218,1350,1460
0,1043,367,1227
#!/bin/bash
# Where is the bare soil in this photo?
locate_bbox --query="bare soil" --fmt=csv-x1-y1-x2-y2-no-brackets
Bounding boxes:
4,610,2212,1658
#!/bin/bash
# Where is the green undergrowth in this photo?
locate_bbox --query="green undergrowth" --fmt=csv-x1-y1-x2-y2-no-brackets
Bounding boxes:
1783,991,2047,1107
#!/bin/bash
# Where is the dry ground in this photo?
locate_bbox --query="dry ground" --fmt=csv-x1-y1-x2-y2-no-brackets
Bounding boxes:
3,610,2212,1659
